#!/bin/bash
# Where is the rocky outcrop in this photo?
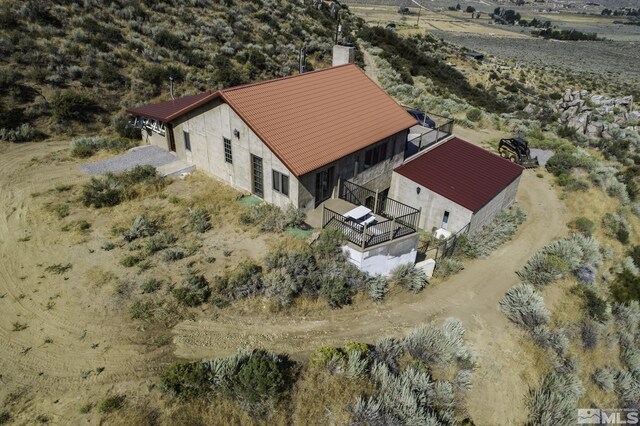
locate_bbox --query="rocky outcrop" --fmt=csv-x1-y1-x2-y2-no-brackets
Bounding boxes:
554,89,638,138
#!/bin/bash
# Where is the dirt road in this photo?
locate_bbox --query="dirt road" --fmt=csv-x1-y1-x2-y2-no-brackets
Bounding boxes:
0,141,567,424
172,170,568,424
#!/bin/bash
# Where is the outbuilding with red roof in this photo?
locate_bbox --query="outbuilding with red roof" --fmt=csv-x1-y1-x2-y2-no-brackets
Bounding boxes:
390,137,524,234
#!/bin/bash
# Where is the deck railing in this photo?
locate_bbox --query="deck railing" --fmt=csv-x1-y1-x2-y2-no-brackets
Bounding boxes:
325,180,421,249
403,109,454,158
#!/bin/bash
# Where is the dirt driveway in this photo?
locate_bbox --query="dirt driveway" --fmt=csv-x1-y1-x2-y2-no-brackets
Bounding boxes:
0,141,567,425
172,170,568,424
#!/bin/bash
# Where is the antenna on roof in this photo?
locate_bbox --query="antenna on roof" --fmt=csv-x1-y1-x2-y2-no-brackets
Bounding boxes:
299,46,306,74
169,76,175,100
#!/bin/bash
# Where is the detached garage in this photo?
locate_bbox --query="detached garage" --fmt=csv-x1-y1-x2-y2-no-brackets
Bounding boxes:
390,137,523,234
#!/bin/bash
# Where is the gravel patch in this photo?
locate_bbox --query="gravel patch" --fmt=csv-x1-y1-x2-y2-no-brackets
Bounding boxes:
530,148,554,166
81,145,178,175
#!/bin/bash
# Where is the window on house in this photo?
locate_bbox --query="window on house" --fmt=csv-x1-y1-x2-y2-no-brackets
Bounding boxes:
364,142,387,169
272,170,289,196
223,137,232,164
442,211,450,230
184,131,191,151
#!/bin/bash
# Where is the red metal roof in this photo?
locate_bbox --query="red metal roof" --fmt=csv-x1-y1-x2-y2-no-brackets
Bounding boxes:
394,137,524,212
127,92,218,122
128,64,417,176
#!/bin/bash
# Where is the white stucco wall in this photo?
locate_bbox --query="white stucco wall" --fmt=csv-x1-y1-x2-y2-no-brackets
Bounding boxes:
343,233,419,276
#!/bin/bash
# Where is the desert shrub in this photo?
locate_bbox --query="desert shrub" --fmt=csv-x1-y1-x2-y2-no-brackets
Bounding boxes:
82,174,122,208
610,269,640,303
0,123,41,142
461,207,526,258
45,263,72,274
262,268,298,307
543,239,583,271
187,208,211,233
602,212,631,244
466,108,482,122
526,371,585,426
121,254,143,267
213,261,263,303
173,273,210,306
389,264,427,293
592,368,616,393
98,394,126,413
311,228,346,259
580,321,599,351
163,248,185,262
517,251,569,288
373,337,404,372
240,203,304,232
404,318,473,366
628,245,640,269
50,90,96,122
580,287,608,322
0,411,10,424
70,136,137,158
141,277,162,293
366,275,388,301
233,351,286,404
433,258,464,279
546,151,588,176
570,234,602,268
310,346,346,371
123,215,159,242
113,112,141,139
569,216,595,236
130,300,155,320
500,284,550,329
159,362,208,399
320,275,352,308
145,232,176,254
531,326,570,356
574,264,596,285
616,369,640,408
45,202,69,219
82,166,161,208
264,249,320,298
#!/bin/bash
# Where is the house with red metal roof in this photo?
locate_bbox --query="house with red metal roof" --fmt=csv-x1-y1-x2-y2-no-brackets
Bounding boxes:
128,64,417,213
390,137,524,234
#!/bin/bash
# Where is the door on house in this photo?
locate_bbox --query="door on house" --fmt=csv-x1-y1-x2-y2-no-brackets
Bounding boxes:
314,166,335,206
251,155,264,198
167,125,176,152
442,210,450,230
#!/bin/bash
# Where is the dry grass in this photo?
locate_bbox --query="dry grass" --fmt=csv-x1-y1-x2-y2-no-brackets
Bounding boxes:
290,369,376,425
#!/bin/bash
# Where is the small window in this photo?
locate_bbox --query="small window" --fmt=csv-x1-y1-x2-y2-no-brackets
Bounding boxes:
184,131,191,151
442,211,450,229
364,142,387,169
272,170,289,197
223,137,232,164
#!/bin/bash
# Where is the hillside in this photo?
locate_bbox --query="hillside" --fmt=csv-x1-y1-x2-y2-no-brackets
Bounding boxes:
0,0,357,140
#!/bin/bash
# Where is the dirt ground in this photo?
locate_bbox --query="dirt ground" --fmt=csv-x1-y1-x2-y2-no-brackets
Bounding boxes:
0,140,567,425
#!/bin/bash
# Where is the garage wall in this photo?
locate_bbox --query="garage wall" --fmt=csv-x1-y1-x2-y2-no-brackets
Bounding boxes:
171,100,299,211
389,172,473,233
469,175,521,233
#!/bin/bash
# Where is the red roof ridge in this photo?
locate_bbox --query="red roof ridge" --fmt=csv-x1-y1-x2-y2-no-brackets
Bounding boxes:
220,63,356,94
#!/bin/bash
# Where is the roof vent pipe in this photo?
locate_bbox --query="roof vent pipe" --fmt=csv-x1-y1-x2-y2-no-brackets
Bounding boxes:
169,76,175,100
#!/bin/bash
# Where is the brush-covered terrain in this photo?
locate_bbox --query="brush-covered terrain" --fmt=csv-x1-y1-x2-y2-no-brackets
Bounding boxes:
2,0,640,425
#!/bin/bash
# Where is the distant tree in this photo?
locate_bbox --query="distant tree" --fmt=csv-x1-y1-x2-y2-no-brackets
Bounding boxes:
456,3,461,10
601,8,611,15
465,6,475,13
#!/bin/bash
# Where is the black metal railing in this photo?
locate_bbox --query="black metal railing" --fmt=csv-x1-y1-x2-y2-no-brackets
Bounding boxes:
403,109,454,159
418,223,470,262
325,181,421,249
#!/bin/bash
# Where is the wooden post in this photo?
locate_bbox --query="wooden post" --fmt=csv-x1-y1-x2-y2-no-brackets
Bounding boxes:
361,223,367,250
373,189,379,214
390,217,396,241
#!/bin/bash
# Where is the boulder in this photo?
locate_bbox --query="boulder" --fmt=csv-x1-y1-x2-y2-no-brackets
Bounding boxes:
563,89,573,102
586,121,604,137
523,103,538,114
